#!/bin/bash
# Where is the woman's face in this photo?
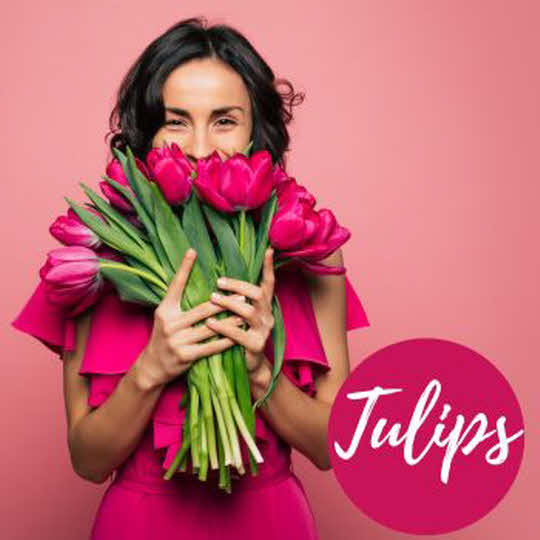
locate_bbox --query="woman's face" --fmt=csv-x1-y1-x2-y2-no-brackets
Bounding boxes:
151,57,253,167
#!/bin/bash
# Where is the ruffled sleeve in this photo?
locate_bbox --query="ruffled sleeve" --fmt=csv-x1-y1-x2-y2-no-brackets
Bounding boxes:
74,287,154,408
11,280,78,358
11,280,152,407
264,266,370,398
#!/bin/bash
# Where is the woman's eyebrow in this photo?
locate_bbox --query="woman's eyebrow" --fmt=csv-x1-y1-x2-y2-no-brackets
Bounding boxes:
165,106,245,119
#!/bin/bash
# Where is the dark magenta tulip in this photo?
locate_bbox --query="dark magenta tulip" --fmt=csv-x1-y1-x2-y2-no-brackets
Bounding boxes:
194,149,273,212
146,142,193,206
99,156,150,213
269,185,350,274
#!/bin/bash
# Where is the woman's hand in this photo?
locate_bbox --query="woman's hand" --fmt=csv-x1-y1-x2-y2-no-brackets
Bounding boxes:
135,249,246,391
205,247,276,375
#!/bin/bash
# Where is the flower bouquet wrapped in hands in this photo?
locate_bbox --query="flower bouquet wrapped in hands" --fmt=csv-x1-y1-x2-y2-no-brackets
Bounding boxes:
40,141,351,493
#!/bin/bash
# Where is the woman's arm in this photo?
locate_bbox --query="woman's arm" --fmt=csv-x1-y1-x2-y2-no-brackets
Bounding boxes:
248,248,350,470
63,311,165,484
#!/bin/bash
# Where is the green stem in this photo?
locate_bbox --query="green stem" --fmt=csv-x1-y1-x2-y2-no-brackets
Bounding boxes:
210,378,233,466
239,209,246,252
98,260,168,291
210,351,263,464
229,396,264,464
163,412,192,480
216,413,228,491
198,415,208,481
208,356,245,475
233,344,259,475
190,389,200,470
193,358,218,471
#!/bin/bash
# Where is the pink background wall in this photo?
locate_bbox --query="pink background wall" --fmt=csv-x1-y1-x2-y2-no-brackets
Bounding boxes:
2,1,538,538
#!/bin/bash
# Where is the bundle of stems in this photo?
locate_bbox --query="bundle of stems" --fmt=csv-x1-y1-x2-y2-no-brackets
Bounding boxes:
64,145,287,493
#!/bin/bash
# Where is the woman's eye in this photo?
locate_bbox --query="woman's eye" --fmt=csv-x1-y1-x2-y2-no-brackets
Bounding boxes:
216,118,236,127
165,118,236,128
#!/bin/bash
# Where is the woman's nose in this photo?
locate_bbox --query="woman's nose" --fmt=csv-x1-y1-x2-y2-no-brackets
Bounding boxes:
185,151,213,168
184,137,215,166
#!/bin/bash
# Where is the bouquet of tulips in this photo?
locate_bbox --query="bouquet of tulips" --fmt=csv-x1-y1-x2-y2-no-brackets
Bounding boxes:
41,141,351,493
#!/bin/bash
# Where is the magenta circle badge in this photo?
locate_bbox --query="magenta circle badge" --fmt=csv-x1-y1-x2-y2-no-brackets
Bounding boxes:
327,338,525,535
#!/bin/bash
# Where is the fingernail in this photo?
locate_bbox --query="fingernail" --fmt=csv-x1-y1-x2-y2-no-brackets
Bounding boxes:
207,317,216,324
217,277,226,287
211,292,221,301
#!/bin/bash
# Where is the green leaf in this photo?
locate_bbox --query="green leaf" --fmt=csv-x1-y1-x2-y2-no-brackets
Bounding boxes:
65,197,144,259
99,262,162,306
253,294,286,410
151,183,209,305
248,194,278,283
244,214,256,276
103,176,175,281
122,254,167,300
231,213,240,238
182,194,218,287
79,182,149,251
202,204,248,281
112,146,154,217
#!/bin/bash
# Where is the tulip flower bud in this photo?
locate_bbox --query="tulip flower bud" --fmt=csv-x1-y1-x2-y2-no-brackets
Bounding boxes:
39,246,104,316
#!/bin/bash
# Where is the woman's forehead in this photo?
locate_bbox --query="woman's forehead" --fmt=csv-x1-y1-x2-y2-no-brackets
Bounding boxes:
163,58,250,112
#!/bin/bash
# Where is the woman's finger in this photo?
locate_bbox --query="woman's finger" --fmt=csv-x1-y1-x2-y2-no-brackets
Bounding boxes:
215,276,262,303
261,247,275,299
183,336,236,360
167,294,246,332
210,292,256,323
161,249,197,311
176,315,245,344
205,316,250,348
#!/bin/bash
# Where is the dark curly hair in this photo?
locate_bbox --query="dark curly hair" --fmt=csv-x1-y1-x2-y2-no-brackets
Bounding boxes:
105,16,305,171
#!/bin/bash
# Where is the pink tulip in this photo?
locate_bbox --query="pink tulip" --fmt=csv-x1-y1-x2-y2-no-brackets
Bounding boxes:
269,199,350,274
100,156,150,213
270,163,290,190
269,197,319,251
99,181,134,213
39,246,104,316
194,149,274,213
274,177,316,210
49,207,104,248
146,142,193,206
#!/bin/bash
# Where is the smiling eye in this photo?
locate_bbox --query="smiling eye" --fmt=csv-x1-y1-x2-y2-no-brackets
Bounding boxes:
216,118,236,126
165,119,185,127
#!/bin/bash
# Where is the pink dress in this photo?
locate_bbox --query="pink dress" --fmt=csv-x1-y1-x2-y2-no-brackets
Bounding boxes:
11,265,369,540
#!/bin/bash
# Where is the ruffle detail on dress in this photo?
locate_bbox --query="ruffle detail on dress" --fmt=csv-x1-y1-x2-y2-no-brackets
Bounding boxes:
11,280,77,358
263,266,370,397
78,288,153,375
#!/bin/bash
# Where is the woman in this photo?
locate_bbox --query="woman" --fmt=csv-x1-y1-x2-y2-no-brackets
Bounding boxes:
11,16,370,539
